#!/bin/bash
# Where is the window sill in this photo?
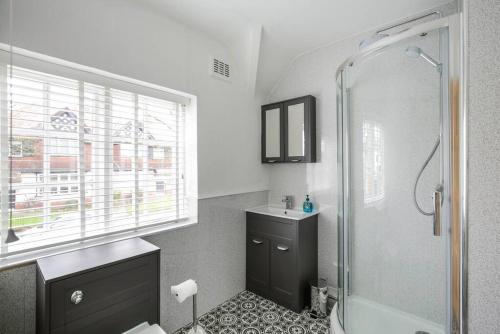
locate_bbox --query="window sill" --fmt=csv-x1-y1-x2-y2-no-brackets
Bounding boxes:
0,218,197,271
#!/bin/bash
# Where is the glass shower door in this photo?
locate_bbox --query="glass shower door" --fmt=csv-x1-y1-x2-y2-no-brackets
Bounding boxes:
337,26,450,334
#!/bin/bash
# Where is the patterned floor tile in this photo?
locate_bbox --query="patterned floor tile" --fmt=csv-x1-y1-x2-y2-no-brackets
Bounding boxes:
173,291,329,334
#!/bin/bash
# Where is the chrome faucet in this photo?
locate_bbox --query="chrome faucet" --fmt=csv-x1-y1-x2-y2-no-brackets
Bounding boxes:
282,195,293,209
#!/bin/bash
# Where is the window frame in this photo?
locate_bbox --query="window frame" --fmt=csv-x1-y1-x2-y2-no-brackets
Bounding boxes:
0,44,198,266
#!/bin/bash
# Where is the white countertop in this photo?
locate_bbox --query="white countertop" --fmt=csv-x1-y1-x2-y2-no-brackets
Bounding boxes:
245,205,319,221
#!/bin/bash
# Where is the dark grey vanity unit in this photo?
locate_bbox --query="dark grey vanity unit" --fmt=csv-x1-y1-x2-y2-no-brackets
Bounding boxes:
36,238,160,334
261,95,316,163
246,210,318,313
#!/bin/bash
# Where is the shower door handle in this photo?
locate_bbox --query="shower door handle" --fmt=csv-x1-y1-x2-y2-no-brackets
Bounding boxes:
433,190,442,236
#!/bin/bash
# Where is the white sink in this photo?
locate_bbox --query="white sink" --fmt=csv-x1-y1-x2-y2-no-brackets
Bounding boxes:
245,205,318,221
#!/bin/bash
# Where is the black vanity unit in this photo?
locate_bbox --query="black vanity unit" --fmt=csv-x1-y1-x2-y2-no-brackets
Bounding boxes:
261,95,316,163
36,238,160,334
246,211,318,312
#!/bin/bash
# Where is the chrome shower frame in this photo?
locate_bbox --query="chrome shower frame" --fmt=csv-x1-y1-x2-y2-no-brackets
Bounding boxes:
335,13,467,334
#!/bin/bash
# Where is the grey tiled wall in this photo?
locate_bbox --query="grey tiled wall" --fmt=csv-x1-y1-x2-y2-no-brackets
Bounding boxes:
467,0,500,333
0,191,268,334
0,264,36,334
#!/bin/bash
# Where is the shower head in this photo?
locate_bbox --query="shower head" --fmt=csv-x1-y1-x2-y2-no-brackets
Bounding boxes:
405,46,423,58
405,46,442,71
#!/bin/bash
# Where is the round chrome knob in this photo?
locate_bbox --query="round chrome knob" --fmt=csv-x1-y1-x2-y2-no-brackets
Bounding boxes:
70,290,84,305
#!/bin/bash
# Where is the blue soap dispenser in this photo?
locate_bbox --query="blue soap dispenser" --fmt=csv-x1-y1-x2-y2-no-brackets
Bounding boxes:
303,195,313,213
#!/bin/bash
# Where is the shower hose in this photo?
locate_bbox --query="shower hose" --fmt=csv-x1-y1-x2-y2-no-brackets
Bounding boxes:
413,135,441,216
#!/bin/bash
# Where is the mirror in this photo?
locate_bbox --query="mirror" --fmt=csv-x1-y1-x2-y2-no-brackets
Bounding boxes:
265,108,281,158
287,103,305,157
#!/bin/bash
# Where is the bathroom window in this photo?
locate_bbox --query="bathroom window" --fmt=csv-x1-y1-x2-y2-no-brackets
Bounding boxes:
0,49,197,259
362,121,385,205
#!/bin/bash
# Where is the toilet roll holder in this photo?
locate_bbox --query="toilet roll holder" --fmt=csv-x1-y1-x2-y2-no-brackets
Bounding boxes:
188,294,206,334
171,280,206,334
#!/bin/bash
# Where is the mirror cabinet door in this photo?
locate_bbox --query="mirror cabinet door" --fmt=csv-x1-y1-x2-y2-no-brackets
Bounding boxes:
286,102,305,159
284,96,315,162
262,103,283,162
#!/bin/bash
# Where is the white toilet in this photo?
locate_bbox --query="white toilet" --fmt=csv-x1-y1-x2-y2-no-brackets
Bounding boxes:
123,322,167,334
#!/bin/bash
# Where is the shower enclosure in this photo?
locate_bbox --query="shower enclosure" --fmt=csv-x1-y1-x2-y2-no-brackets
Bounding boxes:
335,14,465,334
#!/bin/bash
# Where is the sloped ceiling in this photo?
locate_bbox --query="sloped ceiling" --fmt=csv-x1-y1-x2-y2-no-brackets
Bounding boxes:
141,0,451,98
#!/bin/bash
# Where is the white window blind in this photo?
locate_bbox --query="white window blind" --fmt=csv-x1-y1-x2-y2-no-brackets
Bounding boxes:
0,47,196,258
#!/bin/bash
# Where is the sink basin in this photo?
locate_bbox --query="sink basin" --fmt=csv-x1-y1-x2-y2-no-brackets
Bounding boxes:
245,205,318,221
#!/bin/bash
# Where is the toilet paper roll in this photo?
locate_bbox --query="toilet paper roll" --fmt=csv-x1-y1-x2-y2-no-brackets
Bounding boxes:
171,279,198,303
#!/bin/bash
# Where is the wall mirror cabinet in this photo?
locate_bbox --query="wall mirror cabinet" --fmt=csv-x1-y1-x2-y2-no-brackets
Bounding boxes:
261,95,316,163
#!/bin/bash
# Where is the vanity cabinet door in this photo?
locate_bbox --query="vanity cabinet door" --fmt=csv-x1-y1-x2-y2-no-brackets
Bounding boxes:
284,96,316,162
269,236,296,309
261,102,284,163
246,234,270,295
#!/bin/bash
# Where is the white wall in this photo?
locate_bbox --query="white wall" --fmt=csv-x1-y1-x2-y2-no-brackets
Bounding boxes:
467,0,500,333
0,0,268,198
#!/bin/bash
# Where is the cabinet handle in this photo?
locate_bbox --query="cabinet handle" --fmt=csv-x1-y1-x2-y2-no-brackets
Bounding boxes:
70,290,84,305
290,159,300,162
267,160,277,163
277,245,289,251
252,239,263,245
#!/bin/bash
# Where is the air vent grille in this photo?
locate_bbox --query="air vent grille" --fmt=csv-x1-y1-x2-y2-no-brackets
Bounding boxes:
211,57,230,80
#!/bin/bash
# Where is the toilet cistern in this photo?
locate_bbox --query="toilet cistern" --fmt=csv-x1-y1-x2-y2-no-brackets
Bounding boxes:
282,195,293,209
